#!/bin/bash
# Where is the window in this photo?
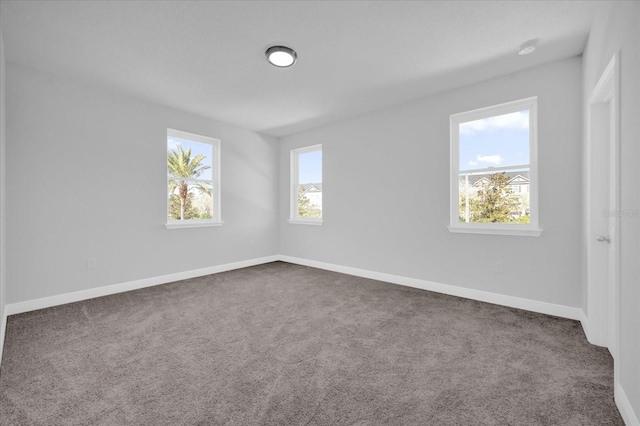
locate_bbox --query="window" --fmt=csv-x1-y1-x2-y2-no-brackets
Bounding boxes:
166,128,221,229
290,145,322,225
449,97,541,236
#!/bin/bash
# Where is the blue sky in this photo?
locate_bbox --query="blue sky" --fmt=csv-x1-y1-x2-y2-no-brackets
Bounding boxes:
459,110,530,171
168,136,213,180
298,150,322,184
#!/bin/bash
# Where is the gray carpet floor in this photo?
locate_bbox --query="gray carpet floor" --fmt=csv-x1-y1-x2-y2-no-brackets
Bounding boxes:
0,261,623,425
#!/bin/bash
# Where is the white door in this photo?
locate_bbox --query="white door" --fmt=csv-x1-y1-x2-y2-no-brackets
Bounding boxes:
586,54,619,362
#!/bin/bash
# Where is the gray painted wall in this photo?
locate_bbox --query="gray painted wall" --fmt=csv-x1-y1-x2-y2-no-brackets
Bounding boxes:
0,25,7,361
5,64,279,304
583,1,640,417
279,57,583,308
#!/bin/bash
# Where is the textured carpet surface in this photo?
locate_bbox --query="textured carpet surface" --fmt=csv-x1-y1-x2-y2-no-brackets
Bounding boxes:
0,261,623,425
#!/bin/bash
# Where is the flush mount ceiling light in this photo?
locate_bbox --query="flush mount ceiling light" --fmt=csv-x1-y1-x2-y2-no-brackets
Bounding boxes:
518,39,538,56
265,45,297,67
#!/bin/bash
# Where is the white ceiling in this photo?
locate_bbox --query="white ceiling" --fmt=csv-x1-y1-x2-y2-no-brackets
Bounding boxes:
1,1,601,137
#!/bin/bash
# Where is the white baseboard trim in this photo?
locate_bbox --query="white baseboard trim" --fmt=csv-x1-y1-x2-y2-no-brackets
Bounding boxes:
279,255,584,321
1,253,585,339
0,307,6,366
579,310,593,342
4,255,279,316
1,254,585,323
616,382,640,426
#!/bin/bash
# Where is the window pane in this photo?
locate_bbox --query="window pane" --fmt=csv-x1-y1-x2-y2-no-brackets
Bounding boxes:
297,184,322,218
459,110,529,171
168,180,214,221
298,150,322,185
167,137,213,181
458,169,530,224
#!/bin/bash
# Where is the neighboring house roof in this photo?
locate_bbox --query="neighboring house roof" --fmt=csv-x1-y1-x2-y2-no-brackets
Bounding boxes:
301,183,322,192
508,175,529,185
462,171,530,186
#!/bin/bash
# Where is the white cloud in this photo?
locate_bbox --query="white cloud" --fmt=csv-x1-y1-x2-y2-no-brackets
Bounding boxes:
476,154,503,165
468,160,478,167
459,111,528,136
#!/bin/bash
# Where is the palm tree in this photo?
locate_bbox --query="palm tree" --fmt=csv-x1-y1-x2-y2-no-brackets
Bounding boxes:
168,145,211,220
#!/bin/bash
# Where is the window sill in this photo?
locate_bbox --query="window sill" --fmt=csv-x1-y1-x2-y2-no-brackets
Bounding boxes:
165,221,224,230
447,225,542,237
288,219,324,226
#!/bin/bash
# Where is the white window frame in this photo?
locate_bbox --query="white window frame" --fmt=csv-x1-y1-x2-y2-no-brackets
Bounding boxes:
448,97,542,236
289,144,323,225
166,128,222,229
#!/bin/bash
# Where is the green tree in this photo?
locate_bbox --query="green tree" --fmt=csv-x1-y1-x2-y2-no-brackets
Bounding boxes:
468,173,519,223
168,145,211,220
169,192,200,220
298,187,322,218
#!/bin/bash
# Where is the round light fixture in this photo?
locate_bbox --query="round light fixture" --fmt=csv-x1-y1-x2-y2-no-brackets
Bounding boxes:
518,40,538,56
265,45,297,67
519,45,536,55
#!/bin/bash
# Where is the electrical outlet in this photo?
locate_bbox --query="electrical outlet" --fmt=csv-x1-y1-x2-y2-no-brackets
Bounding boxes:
87,258,97,269
494,261,503,274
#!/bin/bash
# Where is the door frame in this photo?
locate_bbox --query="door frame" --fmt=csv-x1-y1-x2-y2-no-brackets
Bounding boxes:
585,52,620,374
